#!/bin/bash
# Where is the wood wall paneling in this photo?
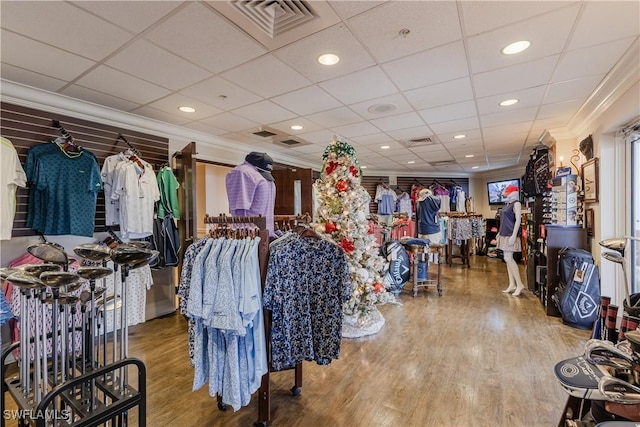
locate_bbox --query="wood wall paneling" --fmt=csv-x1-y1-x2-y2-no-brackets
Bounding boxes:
0,102,169,237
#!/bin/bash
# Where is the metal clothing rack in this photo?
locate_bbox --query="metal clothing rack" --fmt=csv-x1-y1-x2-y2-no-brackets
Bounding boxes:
203,214,302,427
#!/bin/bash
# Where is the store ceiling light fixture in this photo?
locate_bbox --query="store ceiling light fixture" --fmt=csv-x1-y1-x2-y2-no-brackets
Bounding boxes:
465,154,474,158
290,125,303,130
472,166,479,169
178,106,196,113
499,99,519,107
380,145,390,150
317,53,339,65
501,40,531,55
407,160,415,164
361,165,367,169
453,134,466,139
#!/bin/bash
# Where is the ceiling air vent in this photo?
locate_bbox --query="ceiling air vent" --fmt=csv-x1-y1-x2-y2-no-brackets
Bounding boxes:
429,160,457,167
401,136,435,148
278,139,301,146
230,0,318,39
253,129,278,138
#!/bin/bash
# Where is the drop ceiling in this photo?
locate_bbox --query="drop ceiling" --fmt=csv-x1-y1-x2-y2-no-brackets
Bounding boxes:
1,1,638,175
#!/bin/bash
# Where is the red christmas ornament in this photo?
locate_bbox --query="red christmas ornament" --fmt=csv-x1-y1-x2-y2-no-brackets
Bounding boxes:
325,222,337,234
325,161,339,175
368,224,374,234
336,180,349,192
349,165,359,178
339,238,355,253
373,282,384,294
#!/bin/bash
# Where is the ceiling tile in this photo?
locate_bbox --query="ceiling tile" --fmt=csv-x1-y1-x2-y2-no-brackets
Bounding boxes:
429,117,480,134
60,84,139,112
383,41,469,91
328,1,386,20
568,1,640,50
232,100,297,125
545,76,603,104
75,65,171,105
144,2,266,73
181,121,227,136
349,93,414,120
306,107,363,128
0,63,66,92
460,1,574,36
1,30,96,81
129,106,191,126
319,66,397,105
199,112,260,133
404,77,474,110
347,1,462,63
268,118,323,135
1,1,133,61
296,129,337,145
145,93,223,120
271,85,342,116
483,123,532,139
419,100,477,125
106,39,211,90
221,55,311,98
437,129,482,142
553,37,636,82
274,24,375,83
71,1,183,34
466,4,579,74
385,126,436,142
407,145,448,155
351,133,395,146
181,77,262,110
473,55,559,98
480,106,538,128
537,99,585,121
370,112,425,132
476,86,547,115
331,121,381,138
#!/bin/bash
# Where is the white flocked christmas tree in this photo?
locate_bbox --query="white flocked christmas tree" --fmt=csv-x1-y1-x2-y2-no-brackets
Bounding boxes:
312,137,395,338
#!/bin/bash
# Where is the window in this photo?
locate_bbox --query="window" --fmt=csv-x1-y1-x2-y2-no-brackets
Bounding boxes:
628,124,640,291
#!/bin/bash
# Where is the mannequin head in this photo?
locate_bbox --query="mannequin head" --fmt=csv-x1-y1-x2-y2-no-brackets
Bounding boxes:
502,184,520,203
418,188,433,201
245,152,274,181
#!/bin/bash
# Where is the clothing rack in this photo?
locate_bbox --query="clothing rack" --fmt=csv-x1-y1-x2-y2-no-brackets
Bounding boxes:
273,213,311,232
203,214,302,427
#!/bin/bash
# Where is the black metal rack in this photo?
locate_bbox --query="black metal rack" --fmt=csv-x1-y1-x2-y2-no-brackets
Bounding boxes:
203,214,302,427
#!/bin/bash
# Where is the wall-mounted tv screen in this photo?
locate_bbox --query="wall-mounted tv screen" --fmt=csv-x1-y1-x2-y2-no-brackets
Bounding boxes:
487,178,520,205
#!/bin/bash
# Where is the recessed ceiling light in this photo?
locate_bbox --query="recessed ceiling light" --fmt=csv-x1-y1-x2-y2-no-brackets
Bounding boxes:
361,166,367,169
499,99,519,107
380,145,390,150
407,160,415,164
290,125,303,130
501,40,531,55
465,154,474,158
178,106,196,113
453,134,466,139
317,53,340,65
471,166,480,169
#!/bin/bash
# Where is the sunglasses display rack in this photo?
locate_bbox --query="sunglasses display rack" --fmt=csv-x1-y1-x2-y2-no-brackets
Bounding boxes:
543,174,580,226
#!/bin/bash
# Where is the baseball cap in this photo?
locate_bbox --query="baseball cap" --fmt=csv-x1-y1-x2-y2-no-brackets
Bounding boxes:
503,184,519,196
245,152,274,181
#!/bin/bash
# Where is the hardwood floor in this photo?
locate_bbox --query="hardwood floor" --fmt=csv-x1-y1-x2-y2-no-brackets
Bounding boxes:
3,255,591,426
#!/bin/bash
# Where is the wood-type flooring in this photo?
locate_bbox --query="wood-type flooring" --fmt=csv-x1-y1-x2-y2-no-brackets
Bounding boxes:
3,255,591,427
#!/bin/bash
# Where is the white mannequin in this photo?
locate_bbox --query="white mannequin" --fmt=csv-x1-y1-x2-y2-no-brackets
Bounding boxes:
499,189,525,296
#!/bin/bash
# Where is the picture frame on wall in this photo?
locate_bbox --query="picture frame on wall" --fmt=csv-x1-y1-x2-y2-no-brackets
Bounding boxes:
581,157,599,203
585,208,595,236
